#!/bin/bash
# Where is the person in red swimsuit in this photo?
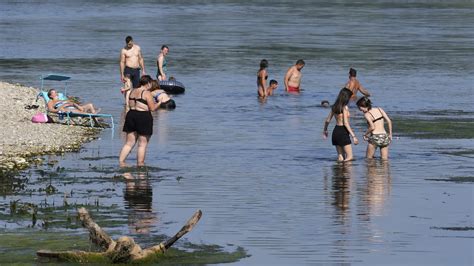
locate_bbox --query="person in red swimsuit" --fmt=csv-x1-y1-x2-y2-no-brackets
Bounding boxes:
284,59,305,93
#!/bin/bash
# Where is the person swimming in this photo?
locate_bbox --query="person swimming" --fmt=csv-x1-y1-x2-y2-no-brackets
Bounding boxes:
150,80,176,109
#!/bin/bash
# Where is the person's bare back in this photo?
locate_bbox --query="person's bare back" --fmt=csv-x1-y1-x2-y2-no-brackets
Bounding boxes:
345,68,370,101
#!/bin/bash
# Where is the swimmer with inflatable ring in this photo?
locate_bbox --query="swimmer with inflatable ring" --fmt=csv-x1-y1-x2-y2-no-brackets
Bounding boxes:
150,80,176,109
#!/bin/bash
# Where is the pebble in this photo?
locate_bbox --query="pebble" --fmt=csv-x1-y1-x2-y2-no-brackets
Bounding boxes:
0,81,101,172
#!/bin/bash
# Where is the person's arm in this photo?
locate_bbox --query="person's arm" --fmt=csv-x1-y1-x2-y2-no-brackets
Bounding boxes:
323,111,334,139
284,68,292,91
145,91,161,111
156,55,160,78
158,54,165,80
343,107,358,144
363,112,375,141
260,70,268,97
47,101,58,113
120,49,126,82
359,84,371,97
380,108,392,139
73,103,84,112
125,90,131,112
138,47,146,75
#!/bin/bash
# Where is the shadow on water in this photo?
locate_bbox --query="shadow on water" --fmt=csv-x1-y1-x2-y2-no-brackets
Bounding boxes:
122,170,156,235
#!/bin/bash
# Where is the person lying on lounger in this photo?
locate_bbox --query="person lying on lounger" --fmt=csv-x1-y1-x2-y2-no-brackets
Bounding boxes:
47,89,100,114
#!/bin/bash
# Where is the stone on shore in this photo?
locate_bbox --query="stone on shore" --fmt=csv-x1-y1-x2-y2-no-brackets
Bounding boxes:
0,81,100,172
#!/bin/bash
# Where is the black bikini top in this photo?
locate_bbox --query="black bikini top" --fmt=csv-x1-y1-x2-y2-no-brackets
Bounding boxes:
129,90,148,105
369,108,384,123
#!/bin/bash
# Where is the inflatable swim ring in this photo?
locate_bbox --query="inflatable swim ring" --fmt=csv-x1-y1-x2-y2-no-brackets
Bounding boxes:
159,80,185,94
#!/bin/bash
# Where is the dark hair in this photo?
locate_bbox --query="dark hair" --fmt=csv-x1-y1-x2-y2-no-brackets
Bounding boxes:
47,89,55,98
161,45,169,50
356,96,372,110
139,75,153,86
125,36,133,44
349,68,357,77
150,80,160,91
259,59,268,69
332,88,353,114
296,59,305,66
321,100,330,106
269,79,278,86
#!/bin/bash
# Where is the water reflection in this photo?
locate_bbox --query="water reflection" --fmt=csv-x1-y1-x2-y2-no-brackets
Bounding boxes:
123,169,157,235
330,162,353,223
362,159,392,217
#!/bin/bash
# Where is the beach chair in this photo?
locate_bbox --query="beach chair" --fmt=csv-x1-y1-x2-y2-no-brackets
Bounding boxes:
36,74,114,129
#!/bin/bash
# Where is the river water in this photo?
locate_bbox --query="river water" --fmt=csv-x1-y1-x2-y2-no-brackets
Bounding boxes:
0,0,473,265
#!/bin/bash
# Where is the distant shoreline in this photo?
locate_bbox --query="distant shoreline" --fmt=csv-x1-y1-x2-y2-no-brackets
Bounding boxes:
0,81,100,173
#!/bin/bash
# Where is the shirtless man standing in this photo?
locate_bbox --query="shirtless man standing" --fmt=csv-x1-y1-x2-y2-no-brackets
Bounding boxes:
284,59,305,93
120,36,146,88
345,68,370,101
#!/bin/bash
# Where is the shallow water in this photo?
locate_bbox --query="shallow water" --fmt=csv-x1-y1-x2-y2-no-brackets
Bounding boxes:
1,0,473,264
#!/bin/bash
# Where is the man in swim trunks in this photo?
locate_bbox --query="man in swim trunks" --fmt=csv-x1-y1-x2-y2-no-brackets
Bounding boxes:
345,68,370,102
120,36,146,88
156,45,169,81
284,59,305,93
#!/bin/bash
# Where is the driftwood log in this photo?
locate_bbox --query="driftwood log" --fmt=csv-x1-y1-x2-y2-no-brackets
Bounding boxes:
37,207,202,263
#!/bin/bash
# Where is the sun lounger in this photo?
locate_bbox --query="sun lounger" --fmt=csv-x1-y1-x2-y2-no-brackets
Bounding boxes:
36,74,114,129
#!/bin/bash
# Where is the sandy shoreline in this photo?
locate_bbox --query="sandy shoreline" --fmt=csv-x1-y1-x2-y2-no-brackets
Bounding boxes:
0,81,100,172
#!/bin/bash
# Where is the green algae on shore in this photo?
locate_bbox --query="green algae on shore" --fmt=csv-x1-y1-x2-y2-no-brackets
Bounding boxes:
438,148,474,158
430,226,474,231
392,116,474,139
425,176,474,183
0,230,248,264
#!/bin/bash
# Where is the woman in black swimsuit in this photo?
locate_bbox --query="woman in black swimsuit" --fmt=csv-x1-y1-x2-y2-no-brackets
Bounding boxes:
119,75,163,167
257,59,268,98
323,88,359,161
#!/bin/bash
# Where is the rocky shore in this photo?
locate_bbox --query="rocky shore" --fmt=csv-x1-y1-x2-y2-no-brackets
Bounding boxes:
0,82,100,173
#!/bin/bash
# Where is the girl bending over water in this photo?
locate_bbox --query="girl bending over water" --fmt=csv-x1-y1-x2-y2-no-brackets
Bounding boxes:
356,97,392,160
323,88,359,161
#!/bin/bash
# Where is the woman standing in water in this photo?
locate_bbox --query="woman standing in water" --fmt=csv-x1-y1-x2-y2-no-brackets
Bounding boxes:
323,88,359,161
119,75,162,167
257,59,269,98
356,97,392,160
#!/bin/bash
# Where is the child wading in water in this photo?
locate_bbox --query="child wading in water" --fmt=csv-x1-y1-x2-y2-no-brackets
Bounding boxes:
121,74,132,105
356,97,392,159
323,88,359,161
